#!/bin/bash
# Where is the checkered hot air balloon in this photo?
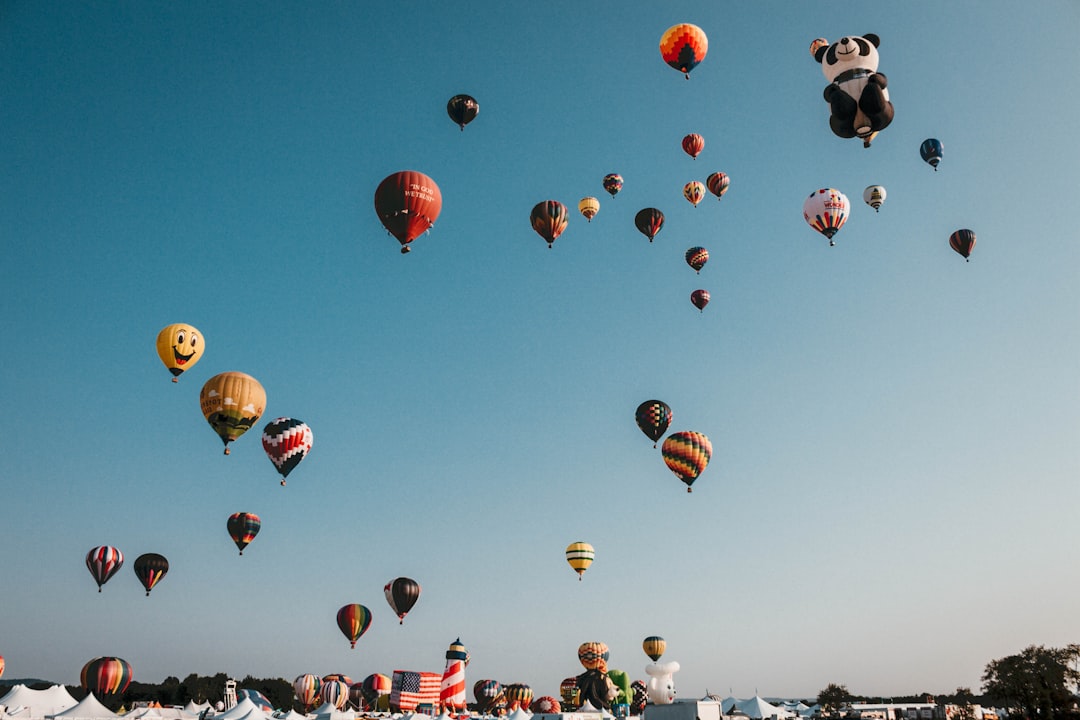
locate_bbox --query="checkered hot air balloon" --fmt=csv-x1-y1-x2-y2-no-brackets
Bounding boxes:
565,542,594,581
85,546,124,593
602,174,623,198
685,247,709,274
262,417,313,486
661,431,713,492
635,400,672,447
577,641,609,671
660,24,708,79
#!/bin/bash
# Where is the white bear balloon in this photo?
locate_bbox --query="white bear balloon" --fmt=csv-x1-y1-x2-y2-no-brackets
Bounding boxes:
813,34,894,147
644,661,680,705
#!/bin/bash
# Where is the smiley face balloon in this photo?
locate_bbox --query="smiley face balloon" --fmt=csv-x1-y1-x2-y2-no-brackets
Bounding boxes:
156,324,203,382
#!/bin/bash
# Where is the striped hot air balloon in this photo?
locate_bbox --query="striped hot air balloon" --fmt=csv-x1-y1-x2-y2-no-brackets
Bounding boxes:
642,636,666,661
85,546,124,592
662,431,713,492
578,196,600,222
321,680,349,709
473,680,502,713
336,604,373,649
133,553,169,597
294,675,321,710
706,172,730,200
634,208,665,242
81,657,133,696
950,228,976,261
681,133,704,159
531,200,569,248
565,542,595,580
262,417,313,486
504,683,532,712
227,512,261,555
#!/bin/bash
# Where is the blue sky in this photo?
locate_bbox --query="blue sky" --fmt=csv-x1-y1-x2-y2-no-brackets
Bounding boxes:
2,0,1078,703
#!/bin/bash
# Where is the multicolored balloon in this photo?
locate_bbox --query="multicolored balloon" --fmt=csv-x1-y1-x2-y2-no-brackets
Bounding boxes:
504,683,533,712
81,657,133,696
86,546,124,592
565,541,595,580
685,246,709,273
683,181,706,207
133,553,169,597
155,323,203,382
294,675,322,709
559,678,580,707
602,174,623,198
446,94,479,131
0,654,5,679
630,681,647,715
324,674,353,687
262,417,314,486
577,641,609,671
949,228,976,262
691,289,710,312
635,400,672,447
863,185,886,212
681,133,704,159
578,197,600,223
634,208,665,242
374,170,443,253
531,200,569,248
532,697,562,714
802,188,850,246
227,512,261,555
706,171,730,200
321,679,349,709
920,138,943,170
200,371,266,455
474,680,502,713
336,604,373,649
660,23,708,78
642,636,666,661
384,576,421,624
361,674,392,710
662,431,713,492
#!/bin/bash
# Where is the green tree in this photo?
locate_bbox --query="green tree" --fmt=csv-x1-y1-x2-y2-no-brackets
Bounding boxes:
982,644,1080,720
951,687,976,720
817,684,854,716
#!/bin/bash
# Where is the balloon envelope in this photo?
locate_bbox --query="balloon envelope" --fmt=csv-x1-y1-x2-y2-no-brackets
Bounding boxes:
200,371,266,454
530,200,569,247
578,196,600,222
374,171,443,253
802,188,850,245
577,641,609,671
662,431,713,492
691,289,710,312
660,24,708,78
335,603,372,648
685,246,709,273
635,400,672,446
634,208,665,242
706,172,730,199
156,323,203,382
565,541,594,580
262,417,313,485
681,133,704,159
683,181,706,207
602,174,623,198
920,138,943,169
321,680,349,709
949,228,976,261
863,185,886,211
642,636,666,661
227,512,261,555
294,675,321,709
446,94,479,130
133,553,169,596
81,657,133,696
384,577,421,623
86,546,124,592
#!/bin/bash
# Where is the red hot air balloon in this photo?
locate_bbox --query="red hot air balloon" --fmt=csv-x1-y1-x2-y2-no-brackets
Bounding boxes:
133,553,169,597
530,200,569,248
86,546,124,592
691,289,710,312
262,417,313,486
374,171,443,254
227,512,261,555
634,208,665,242
81,657,133,696
660,24,708,79
682,133,704,159
949,228,976,261
385,576,421,624
662,431,713,492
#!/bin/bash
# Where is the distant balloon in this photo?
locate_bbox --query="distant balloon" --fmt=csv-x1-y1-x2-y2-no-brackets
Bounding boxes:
559,678,580,707
690,289,710,312
262,417,314,486
642,636,666,661
0,655,4,679
374,171,443,253
530,200,569,248
683,181,706,207
602,174,623,198
863,185,886,212
85,546,124,593
578,197,600,223
634,208,665,242
635,400,672,447
949,229,976,262
155,323,203,382
384,576,421,624
661,430,713,492
294,675,321,709
200,371,266,455
474,680,503,713
504,684,533,712
577,641,609,671
446,94,479,131
685,246,709,273
361,674,392,710
133,553,169,597
81,657,133,696
681,133,704,159
920,138,943,170
532,697,562,714
227,512,261,555
565,541,595,580
809,38,829,57
802,188,850,246
706,172,730,200
321,680,349,709
660,24,708,78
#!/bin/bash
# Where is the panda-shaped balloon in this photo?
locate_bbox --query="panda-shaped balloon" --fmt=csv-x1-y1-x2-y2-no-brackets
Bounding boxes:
813,34,894,147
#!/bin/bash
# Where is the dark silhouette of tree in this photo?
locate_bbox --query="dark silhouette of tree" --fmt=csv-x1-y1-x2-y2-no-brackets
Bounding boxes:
982,644,1080,720
818,683,855,716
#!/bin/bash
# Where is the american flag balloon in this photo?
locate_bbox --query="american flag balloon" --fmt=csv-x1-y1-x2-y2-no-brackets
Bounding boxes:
262,417,313,486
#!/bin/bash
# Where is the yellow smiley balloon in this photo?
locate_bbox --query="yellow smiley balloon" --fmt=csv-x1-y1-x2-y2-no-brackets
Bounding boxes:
156,323,204,382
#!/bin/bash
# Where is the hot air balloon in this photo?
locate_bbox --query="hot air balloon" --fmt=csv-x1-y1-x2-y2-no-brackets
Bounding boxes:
474,680,502,713
662,431,712,492
504,684,532,712
374,171,443,253
949,229,976,261
691,289,710,312
803,188,850,246
863,185,886,212
262,417,313,486
81,657,133,696
294,675,322,710
660,24,708,79
634,208,664,242
0,654,4,679
321,680,349,709
237,690,274,713
602,174,623,198
813,35,893,145
532,697,562,714
642,636,666,661
227,512,261,555
559,678,580,707
578,197,600,222
706,171,730,200
683,181,706,207
133,553,169,597
630,680,648,715
681,133,704,159
200,371,266,455
577,641,609,671
565,541,594,580
156,323,203,382
384,576,421,624
685,246,709,273
531,200,569,248
635,400,672,448
446,94,479,131
920,138,943,170
809,38,829,57
361,674,392,711
86,546,124,593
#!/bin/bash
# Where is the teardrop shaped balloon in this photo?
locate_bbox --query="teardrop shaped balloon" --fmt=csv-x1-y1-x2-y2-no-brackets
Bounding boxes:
635,400,672,447
802,188,850,246
662,430,713,492
81,657,133,696
504,684,533,712
920,138,943,170
863,185,886,212
681,133,704,159
321,680,349,709
660,24,708,79
683,181,706,207
384,576,421,624
133,553,169,597
156,323,203,382
446,94,479,131
577,641,609,671
578,197,600,222
374,171,443,253
336,604,373,649
200,371,266,455
474,680,503,713
85,545,124,593
691,289,710,312
685,246,709,273
227,512,261,555
642,636,666,661
262,417,313,486
634,208,665,242
565,541,594,581
706,172,730,200
949,228,976,261
294,675,322,709
602,174,623,198
530,200,569,248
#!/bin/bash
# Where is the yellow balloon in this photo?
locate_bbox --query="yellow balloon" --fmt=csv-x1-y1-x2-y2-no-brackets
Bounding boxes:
199,372,266,454
565,541,594,580
578,197,600,222
156,323,203,382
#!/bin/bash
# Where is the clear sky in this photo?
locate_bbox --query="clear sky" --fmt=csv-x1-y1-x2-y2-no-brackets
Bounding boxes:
2,0,1078,704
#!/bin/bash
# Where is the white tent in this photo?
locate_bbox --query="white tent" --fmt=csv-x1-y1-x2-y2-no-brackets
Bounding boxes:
1,686,79,719
47,694,117,720
311,704,351,720
124,708,198,720
181,704,210,717
271,712,307,720
733,698,794,720
215,700,266,720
